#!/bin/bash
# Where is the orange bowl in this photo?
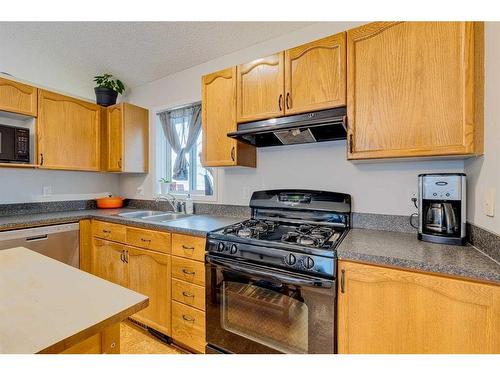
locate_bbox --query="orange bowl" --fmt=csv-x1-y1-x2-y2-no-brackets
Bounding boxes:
96,196,124,209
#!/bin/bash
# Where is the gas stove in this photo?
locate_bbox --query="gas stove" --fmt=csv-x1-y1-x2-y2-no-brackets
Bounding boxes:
206,190,351,278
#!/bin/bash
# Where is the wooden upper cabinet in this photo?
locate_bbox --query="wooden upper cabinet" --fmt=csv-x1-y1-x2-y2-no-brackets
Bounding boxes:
284,32,346,115
202,67,256,167
237,52,285,123
0,77,38,117
102,103,149,173
347,22,484,160
37,90,100,171
337,261,500,354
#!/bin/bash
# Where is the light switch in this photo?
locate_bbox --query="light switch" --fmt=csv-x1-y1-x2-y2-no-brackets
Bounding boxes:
484,188,495,217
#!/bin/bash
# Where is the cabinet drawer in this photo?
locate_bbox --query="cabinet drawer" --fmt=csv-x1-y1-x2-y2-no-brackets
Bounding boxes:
171,256,205,287
172,278,205,311
92,221,126,243
172,301,206,353
126,226,171,254
171,234,206,261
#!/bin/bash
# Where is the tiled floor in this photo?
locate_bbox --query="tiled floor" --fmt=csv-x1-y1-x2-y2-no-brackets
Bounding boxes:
120,320,184,354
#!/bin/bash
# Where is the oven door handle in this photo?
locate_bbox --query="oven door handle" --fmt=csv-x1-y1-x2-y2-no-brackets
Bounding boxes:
206,255,334,288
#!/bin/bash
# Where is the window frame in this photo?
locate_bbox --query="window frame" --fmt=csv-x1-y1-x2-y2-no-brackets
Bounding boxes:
155,102,217,202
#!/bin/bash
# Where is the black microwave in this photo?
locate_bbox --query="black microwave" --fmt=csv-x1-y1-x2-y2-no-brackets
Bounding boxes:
0,124,30,163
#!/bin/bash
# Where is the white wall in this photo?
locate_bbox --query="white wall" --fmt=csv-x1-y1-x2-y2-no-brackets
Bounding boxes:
121,21,466,216
0,169,120,204
465,23,500,236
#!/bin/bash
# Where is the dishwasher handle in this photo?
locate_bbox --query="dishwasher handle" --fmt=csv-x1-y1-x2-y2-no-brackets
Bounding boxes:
26,234,49,242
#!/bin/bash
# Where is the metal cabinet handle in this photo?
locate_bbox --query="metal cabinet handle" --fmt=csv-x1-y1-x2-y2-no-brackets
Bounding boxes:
230,146,235,162
40,153,44,166
182,268,195,275
349,134,354,154
340,269,345,293
120,250,125,263
141,238,151,243
278,94,283,111
102,229,111,234
182,291,194,298
286,92,290,109
122,250,129,263
182,245,195,250
118,159,122,168
182,314,195,322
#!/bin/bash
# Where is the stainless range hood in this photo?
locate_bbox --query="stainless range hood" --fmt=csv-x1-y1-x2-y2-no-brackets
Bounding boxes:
227,107,347,147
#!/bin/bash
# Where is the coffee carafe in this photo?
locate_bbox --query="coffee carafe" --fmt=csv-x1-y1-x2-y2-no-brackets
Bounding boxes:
418,174,466,245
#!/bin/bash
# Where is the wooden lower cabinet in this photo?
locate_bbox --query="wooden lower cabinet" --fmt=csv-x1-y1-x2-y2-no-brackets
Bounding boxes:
91,238,128,288
172,301,206,353
60,323,120,354
337,260,500,354
89,220,207,351
127,247,171,336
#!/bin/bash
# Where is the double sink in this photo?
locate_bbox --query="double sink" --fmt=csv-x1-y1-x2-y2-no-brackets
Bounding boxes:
115,210,190,223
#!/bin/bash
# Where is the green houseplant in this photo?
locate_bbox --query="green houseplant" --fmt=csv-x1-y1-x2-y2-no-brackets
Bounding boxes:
93,74,125,107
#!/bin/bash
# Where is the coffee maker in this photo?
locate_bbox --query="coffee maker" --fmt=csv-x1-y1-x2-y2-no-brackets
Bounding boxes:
418,173,466,245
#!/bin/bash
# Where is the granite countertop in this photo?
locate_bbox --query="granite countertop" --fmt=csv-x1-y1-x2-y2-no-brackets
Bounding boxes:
337,229,500,283
0,247,148,354
0,208,245,236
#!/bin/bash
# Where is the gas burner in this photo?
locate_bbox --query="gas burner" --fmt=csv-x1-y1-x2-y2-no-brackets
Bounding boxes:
311,227,334,238
297,225,314,233
224,219,279,239
297,235,320,247
237,228,253,238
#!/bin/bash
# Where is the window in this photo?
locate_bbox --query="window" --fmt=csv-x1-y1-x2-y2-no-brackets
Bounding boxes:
157,103,214,197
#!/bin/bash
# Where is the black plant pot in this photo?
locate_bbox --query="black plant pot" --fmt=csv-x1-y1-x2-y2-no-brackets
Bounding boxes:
94,87,118,107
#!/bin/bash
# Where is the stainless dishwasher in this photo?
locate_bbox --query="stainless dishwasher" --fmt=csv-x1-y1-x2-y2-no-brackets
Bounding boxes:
0,223,80,268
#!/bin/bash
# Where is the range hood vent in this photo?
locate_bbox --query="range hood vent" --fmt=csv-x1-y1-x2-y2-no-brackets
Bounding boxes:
228,107,347,147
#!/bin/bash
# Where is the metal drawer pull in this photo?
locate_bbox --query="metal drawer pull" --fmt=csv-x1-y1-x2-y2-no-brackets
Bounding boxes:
103,229,111,234
340,269,345,293
182,245,195,250
182,314,195,322
182,291,194,298
141,238,151,242
182,269,195,275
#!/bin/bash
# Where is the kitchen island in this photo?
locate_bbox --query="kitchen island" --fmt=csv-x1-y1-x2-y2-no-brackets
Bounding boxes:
0,247,148,354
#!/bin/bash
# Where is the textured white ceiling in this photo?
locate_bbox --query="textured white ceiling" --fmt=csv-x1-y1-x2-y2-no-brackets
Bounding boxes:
0,22,311,97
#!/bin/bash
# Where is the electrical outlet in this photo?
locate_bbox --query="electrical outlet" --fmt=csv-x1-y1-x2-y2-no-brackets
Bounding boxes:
484,188,495,217
42,185,52,196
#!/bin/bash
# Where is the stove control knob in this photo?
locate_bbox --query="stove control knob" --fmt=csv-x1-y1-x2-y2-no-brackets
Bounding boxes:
303,256,315,270
230,244,238,254
285,253,296,266
217,242,225,252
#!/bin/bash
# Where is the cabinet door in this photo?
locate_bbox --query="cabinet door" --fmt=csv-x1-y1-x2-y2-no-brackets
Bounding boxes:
38,90,100,170
106,104,123,172
122,103,149,173
127,247,171,336
0,77,38,116
284,32,346,115
91,238,128,288
347,22,483,159
337,261,500,354
202,67,238,167
236,52,285,122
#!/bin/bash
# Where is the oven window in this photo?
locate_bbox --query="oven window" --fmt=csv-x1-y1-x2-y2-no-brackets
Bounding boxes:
221,281,309,353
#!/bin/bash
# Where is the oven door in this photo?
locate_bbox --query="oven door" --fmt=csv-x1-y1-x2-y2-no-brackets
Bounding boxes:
206,254,336,354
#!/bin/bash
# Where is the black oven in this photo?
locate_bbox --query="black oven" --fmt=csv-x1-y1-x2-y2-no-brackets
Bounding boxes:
206,254,336,354
0,124,30,163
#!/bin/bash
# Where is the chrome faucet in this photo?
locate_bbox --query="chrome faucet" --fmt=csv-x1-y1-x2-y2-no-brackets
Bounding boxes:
155,194,186,213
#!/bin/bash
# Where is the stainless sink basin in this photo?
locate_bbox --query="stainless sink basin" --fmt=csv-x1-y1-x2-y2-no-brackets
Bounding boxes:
115,210,190,222
141,213,190,222
116,210,171,219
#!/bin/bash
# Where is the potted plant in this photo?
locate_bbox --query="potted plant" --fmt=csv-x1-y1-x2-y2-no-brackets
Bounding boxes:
159,178,174,195
93,74,125,107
